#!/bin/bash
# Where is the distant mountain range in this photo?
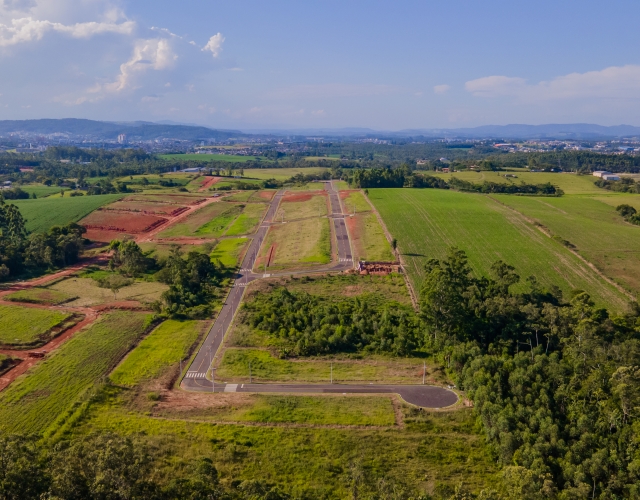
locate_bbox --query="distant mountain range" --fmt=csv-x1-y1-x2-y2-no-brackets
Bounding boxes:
0,119,245,141
2,119,640,141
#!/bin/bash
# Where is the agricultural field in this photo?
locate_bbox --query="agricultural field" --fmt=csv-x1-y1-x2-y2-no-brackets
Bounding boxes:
110,320,205,387
370,188,630,310
494,194,640,295
104,200,187,215
80,209,166,242
210,238,248,268
124,193,206,205
155,202,233,239
278,191,328,220
254,218,331,272
48,277,168,307
4,287,76,305
0,311,153,435
0,304,73,347
16,184,63,198
431,170,603,195
340,190,372,213
346,212,395,262
11,194,123,233
225,203,268,236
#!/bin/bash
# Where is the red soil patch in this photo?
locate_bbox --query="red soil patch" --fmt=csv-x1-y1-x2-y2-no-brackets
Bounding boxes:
124,195,207,206
81,210,167,233
198,176,222,192
282,190,327,203
104,201,188,216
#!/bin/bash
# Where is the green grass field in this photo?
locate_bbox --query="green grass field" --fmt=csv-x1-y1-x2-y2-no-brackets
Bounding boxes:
160,154,272,163
0,311,153,435
16,184,64,198
217,348,439,385
224,203,267,236
255,218,331,272
431,171,603,195
221,191,256,202
48,277,167,307
280,193,328,220
0,304,72,347
4,287,76,305
243,167,329,181
347,212,395,262
155,202,233,239
342,190,372,213
370,189,630,310
195,205,243,236
210,238,248,267
138,242,213,259
493,194,640,295
11,194,123,233
110,320,204,387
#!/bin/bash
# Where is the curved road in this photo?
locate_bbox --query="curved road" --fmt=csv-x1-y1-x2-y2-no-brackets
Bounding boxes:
182,181,458,409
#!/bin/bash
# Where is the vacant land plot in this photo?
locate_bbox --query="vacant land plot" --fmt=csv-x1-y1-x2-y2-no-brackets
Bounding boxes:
494,194,640,295
210,238,248,268
155,393,396,427
346,212,395,262
124,194,206,206
222,191,255,202
341,190,372,213
217,349,438,385
371,189,629,310
138,242,213,259
155,202,231,239
249,190,275,202
110,320,204,387
195,205,243,237
431,171,603,195
4,287,76,305
75,396,498,497
81,210,166,233
254,218,331,272
333,180,350,191
12,194,123,233
225,203,267,236
279,191,328,220
104,200,187,215
244,167,329,181
0,311,152,435
49,277,168,307
0,304,73,347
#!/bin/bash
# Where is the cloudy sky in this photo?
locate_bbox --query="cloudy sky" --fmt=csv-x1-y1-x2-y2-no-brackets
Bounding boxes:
2,0,640,130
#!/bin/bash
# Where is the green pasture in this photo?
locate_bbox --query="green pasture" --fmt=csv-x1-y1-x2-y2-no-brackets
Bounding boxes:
195,205,243,236
48,277,167,307
4,287,76,305
0,304,72,347
221,191,255,202
431,171,602,195
155,202,233,239
73,396,499,497
138,242,213,259
0,311,153,435
494,194,640,295
110,320,204,387
342,190,372,213
370,188,629,310
210,238,248,268
11,194,123,233
15,184,63,198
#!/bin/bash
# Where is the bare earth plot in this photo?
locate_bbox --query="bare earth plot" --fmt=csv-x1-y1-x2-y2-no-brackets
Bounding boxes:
278,191,328,220
254,218,331,272
370,188,629,310
493,194,640,296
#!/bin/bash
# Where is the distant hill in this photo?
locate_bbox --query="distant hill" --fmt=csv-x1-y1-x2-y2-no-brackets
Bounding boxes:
0,119,245,141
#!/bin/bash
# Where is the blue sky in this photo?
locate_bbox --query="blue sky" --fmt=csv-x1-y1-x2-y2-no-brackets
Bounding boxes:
2,0,640,130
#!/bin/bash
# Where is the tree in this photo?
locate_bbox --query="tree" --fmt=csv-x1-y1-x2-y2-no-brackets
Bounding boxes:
108,240,151,277
0,435,49,500
391,238,397,252
97,274,132,300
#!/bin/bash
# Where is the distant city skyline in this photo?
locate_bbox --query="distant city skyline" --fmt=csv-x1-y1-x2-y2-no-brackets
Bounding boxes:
2,0,640,129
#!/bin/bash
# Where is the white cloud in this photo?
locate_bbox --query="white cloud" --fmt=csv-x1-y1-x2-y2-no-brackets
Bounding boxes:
433,84,450,94
465,65,640,101
202,32,224,58
0,17,134,47
94,38,176,94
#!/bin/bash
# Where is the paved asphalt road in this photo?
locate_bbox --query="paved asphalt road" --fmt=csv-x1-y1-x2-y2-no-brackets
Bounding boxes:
182,182,457,408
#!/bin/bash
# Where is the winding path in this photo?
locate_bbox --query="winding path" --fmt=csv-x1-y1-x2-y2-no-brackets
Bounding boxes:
182,181,458,409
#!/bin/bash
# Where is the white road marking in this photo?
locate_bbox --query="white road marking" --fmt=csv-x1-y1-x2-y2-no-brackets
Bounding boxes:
225,384,238,392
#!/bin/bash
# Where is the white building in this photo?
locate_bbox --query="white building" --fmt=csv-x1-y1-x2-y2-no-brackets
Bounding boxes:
117,134,127,144
602,174,620,181
592,171,611,178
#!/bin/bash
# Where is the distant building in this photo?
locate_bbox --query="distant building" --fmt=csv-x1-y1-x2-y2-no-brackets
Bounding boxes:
441,167,450,173
117,134,127,144
592,171,611,178
602,174,620,181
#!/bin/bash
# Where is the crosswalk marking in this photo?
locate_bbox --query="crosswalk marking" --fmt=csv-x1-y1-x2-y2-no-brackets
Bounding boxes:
237,282,249,287
185,372,207,379
339,258,352,262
